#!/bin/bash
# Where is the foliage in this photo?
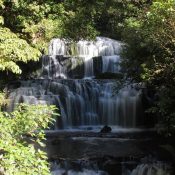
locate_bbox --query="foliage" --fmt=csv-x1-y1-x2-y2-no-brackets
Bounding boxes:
0,103,58,175
0,27,40,74
0,0,152,75
0,92,8,108
60,0,151,40
121,0,175,135
0,0,61,74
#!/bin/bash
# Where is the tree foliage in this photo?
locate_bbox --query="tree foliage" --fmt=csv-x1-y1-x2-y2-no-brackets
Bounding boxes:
0,103,57,175
0,0,61,74
0,27,40,74
121,0,175,135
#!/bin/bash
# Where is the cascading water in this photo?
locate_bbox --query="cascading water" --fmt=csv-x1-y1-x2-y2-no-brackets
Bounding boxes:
50,158,171,175
102,55,121,73
130,163,170,175
122,157,171,175
8,79,142,129
7,37,173,175
43,37,123,79
7,37,143,129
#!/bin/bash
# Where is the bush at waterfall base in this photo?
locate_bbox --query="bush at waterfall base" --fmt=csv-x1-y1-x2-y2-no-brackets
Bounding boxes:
0,103,58,175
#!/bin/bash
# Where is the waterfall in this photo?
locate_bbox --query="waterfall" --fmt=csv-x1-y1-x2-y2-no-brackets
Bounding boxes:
8,80,142,129
50,158,171,175
50,161,108,175
7,37,143,129
45,37,123,79
123,162,171,175
6,37,172,175
102,55,121,73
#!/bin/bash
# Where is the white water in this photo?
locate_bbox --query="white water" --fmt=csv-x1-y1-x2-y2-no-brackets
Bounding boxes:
130,163,170,175
45,37,123,79
50,159,171,175
102,55,121,73
8,80,142,128
8,37,143,129
49,37,122,56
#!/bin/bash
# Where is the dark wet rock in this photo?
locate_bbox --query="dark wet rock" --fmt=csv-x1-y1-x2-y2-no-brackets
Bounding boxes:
7,81,21,89
87,127,93,130
46,137,147,160
100,126,112,133
96,72,123,79
103,160,122,175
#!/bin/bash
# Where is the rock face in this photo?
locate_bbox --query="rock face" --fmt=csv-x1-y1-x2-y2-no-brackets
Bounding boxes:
47,137,143,159
100,126,112,133
46,130,172,175
45,130,157,160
